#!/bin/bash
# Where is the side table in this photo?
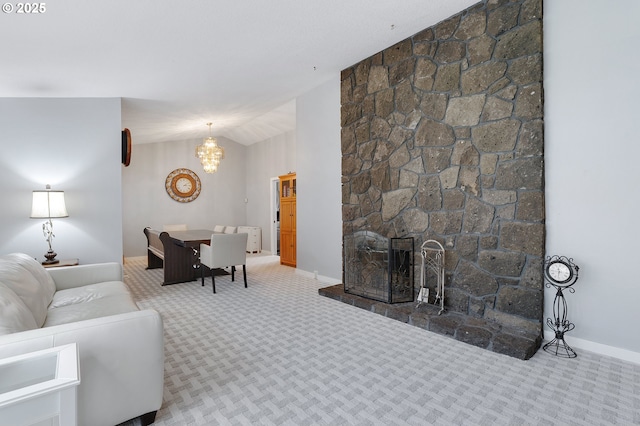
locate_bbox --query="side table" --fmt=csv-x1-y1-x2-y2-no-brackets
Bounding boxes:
0,343,80,426
43,259,79,269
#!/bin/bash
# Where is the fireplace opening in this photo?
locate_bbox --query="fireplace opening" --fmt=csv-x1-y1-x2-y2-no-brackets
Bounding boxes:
344,231,413,304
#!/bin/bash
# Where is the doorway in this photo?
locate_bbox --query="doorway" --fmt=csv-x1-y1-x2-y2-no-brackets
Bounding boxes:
270,177,280,255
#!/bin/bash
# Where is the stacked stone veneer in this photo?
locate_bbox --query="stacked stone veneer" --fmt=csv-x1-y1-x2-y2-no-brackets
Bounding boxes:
339,0,544,356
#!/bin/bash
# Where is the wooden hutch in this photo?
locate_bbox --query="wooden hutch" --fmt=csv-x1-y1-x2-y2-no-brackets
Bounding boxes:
279,173,296,267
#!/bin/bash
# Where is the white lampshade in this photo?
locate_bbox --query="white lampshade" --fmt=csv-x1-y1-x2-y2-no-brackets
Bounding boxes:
31,187,68,219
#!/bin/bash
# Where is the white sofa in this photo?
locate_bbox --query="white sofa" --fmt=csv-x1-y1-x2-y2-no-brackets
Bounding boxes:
0,253,164,426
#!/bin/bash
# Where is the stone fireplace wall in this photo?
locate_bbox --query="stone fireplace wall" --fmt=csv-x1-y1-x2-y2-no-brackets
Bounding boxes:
341,0,544,339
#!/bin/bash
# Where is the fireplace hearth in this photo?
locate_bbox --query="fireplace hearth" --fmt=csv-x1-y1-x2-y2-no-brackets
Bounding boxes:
319,284,541,360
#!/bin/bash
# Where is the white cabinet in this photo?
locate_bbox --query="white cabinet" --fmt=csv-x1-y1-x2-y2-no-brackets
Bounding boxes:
237,226,261,253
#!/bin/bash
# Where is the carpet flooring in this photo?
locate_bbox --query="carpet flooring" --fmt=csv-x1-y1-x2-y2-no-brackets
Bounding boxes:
122,255,640,425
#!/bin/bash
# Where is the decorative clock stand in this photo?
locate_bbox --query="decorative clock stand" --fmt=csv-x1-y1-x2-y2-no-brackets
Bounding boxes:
543,255,580,358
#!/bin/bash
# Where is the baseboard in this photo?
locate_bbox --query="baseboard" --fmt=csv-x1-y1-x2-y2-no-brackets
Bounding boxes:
295,268,342,285
543,330,640,365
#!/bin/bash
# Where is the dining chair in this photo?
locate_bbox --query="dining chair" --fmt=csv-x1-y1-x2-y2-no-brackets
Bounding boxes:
200,233,248,293
213,225,225,233
159,231,198,286
163,224,188,232
224,226,237,234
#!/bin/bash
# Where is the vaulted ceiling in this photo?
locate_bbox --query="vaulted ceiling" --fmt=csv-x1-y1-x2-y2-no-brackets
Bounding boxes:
1,0,477,145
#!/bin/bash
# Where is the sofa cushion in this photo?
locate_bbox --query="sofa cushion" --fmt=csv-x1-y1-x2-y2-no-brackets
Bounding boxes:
45,281,139,327
0,253,56,327
7,253,57,293
0,281,38,335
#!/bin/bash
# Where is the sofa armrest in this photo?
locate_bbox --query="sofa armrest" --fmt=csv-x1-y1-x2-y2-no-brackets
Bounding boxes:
0,310,164,426
47,262,123,291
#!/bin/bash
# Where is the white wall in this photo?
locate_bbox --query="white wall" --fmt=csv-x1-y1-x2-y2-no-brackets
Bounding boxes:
544,0,640,360
245,130,296,253
122,136,247,257
4,0,636,362
296,78,343,282
0,98,123,264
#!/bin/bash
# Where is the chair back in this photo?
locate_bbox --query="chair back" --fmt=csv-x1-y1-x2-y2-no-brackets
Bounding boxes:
163,224,188,232
144,228,163,253
213,225,225,233
206,233,247,268
224,226,237,234
144,227,165,270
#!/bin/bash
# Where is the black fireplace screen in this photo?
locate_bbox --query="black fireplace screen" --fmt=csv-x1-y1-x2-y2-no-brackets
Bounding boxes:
344,231,414,304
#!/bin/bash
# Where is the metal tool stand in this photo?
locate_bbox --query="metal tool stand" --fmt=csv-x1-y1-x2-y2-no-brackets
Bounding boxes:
417,240,445,315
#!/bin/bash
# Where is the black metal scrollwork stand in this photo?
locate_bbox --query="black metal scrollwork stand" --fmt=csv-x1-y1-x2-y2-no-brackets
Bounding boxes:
543,285,577,357
542,255,579,358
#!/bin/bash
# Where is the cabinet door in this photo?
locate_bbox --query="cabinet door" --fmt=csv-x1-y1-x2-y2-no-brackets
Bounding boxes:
291,200,296,230
280,200,295,232
279,173,296,199
280,231,296,266
280,179,290,198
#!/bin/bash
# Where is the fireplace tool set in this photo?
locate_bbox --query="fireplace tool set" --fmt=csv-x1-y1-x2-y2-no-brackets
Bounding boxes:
417,240,445,315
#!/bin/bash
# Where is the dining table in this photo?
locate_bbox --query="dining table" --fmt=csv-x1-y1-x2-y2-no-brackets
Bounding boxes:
169,229,217,249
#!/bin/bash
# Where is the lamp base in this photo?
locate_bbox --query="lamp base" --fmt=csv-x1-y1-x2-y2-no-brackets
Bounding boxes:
43,250,59,265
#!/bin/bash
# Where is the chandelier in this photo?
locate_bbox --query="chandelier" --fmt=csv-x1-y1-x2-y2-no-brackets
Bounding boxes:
195,122,225,173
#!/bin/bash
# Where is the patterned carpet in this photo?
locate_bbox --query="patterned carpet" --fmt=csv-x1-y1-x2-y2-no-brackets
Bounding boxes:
122,256,640,425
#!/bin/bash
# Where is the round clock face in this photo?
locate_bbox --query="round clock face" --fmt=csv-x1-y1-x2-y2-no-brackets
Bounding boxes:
175,177,193,194
546,260,573,285
165,168,201,202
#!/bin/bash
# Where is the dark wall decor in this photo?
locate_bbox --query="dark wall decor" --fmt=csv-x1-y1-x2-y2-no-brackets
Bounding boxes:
339,0,544,358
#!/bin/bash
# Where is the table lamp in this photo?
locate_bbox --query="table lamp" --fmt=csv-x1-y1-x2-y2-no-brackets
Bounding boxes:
30,184,68,264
